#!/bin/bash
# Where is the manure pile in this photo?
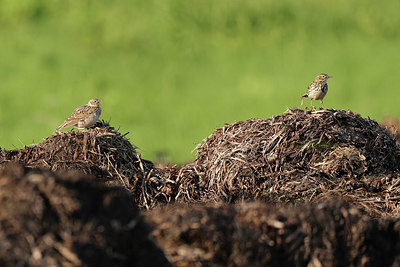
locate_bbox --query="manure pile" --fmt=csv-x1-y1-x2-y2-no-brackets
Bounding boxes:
0,121,151,186
0,164,169,266
163,108,400,216
0,121,172,208
146,200,400,266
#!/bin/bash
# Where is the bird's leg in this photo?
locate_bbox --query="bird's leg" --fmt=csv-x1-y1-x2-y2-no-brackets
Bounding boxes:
310,99,315,110
320,99,324,109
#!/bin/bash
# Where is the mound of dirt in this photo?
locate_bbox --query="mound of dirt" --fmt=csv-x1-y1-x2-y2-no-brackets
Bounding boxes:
0,164,170,266
0,122,151,186
146,200,400,266
163,108,400,216
0,122,175,209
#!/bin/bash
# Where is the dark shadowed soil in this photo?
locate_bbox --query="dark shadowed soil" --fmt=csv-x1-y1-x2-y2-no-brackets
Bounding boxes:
0,164,170,267
146,200,400,267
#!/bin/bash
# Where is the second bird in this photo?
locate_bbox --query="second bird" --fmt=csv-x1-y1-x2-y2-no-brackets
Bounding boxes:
56,98,102,131
301,73,332,108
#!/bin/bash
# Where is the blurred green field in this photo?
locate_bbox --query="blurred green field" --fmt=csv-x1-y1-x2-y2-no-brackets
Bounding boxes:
0,0,399,164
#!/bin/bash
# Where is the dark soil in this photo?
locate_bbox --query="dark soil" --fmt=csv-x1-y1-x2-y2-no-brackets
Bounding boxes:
0,164,170,267
146,200,400,267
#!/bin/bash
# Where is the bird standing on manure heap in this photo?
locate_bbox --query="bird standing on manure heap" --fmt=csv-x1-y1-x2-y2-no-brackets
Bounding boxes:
56,98,102,131
301,73,332,108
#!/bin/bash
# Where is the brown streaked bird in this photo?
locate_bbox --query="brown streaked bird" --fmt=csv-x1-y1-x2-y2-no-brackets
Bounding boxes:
300,73,332,108
56,98,102,131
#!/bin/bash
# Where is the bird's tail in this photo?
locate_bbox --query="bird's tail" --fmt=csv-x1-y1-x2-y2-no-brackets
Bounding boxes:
55,124,64,132
55,121,70,131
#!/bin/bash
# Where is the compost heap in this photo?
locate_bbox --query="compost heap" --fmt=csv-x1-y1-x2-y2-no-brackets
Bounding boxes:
0,164,170,266
0,121,171,209
164,108,400,216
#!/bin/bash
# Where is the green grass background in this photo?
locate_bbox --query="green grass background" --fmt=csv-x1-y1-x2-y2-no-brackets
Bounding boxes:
0,0,399,163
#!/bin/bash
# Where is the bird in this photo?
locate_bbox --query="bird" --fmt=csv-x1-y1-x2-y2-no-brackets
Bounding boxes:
56,98,102,131
300,73,332,108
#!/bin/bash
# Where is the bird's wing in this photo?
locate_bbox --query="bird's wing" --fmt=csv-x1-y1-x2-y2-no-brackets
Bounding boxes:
68,104,92,120
306,83,313,95
56,104,92,130
321,83,328,94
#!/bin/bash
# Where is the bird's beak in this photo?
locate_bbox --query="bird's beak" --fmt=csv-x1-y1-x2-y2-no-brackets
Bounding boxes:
328,76,333,78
